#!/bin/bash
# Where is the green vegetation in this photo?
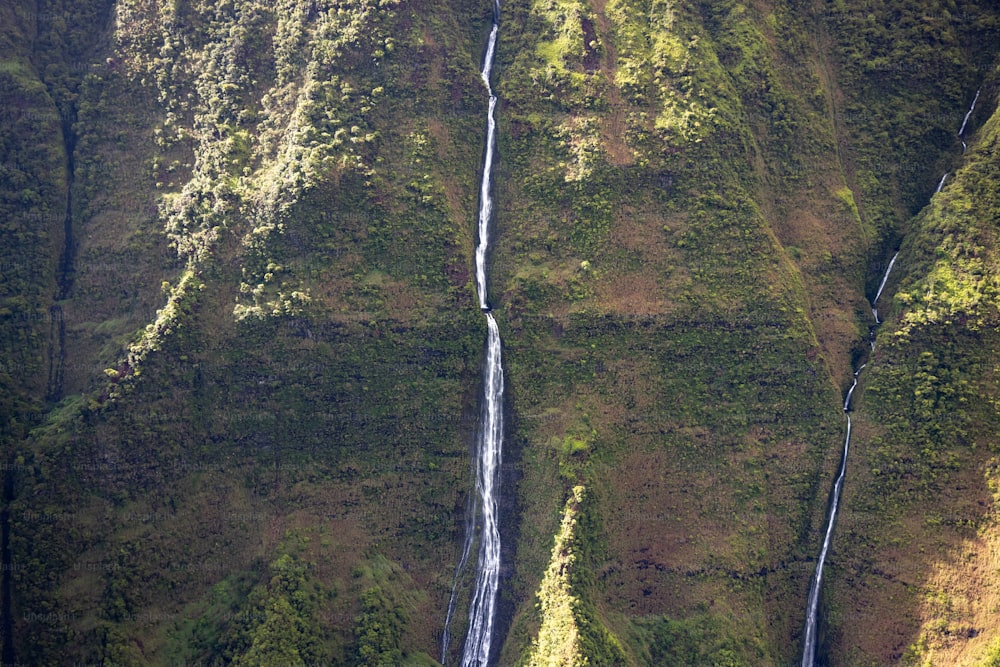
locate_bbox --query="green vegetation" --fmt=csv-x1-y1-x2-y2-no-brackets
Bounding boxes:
525,485,585,666
221,552,329,666
819,83,1000,665
631,613,761,666
821,0,1000,259
857,76,1000,506
354,586,406,666
894,99,1000,337
980,638,1000,666
3,0,1000,665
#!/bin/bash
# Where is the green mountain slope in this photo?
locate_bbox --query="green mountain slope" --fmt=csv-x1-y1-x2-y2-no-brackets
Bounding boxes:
1,0,999,665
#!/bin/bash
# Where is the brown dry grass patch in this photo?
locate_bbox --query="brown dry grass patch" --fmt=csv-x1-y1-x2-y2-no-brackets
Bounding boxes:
589,0,635,166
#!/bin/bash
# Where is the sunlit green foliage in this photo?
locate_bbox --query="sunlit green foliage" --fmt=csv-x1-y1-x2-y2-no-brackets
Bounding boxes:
893,102,1000,336
862,93,1000,499
354,586,406,666
525,485,585,667
821,0,1000,254
608,0,716,144
225,553,329,666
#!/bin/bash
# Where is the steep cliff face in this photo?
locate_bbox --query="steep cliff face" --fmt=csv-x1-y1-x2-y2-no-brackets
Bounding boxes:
6,1,489,664
1,0,999,665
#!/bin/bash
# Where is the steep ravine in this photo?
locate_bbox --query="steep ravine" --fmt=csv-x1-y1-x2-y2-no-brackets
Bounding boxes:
2,12,86,661
45,111,77,403
801,263,892,666
803,86,987,666
55,116,76,303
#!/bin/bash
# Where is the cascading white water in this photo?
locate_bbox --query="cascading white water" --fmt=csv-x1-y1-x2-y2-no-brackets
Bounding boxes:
871,253,898,324
442,473,479,661
443,3,505,665
459,313,504,666
959,89,980,152
801,278,887,666
801,410,853,667
475,13,500,313
843,365,863,411
936,172,949,194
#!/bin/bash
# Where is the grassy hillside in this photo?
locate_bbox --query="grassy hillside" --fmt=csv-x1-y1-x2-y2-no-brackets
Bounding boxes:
1,0,999,665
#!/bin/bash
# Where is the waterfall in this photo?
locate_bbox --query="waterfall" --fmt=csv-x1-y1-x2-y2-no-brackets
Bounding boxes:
871,253,898,324
801,242,897,666
936,173,948,194
475,11,499,313
801,413,853,667
959,89,980,152
958,89,980,136
458,313,504,666
801,85,981,666
843,366,862,411
444,3,505,665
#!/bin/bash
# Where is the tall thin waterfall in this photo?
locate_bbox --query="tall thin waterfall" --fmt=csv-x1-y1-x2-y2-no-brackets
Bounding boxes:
443,3,505,665
959,89,980,152
800,410,854,667
475,10,499,313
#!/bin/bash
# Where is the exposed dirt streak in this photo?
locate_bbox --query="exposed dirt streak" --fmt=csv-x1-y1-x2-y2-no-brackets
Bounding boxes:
45,305,65,402
590,0,633,166
46,112,77,402
810,0,867,244
56,121,76,302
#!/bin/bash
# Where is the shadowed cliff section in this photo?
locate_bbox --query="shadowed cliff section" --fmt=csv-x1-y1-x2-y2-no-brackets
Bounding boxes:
0,0,112,661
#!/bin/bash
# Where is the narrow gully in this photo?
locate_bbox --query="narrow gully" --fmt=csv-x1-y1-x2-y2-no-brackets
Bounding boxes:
800,260,892,667
2,103,79,663
57,112,77,302
800,87,983,667
47,112,77,402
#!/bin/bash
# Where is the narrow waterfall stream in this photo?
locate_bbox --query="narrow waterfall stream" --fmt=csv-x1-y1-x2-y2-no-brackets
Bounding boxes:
800,253,893,667
959,89,980,152
936,172,949,194
475,8,499,314
800,88,982,666
443,3,505,665
871,253,898,325
800,399,854,667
